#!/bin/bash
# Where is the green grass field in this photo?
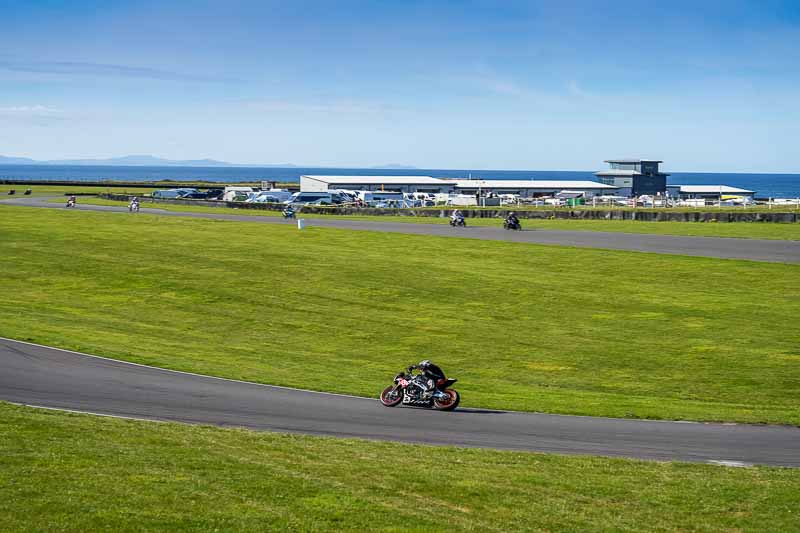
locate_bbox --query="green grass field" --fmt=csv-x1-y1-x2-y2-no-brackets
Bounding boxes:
74,196,800,240
1,205,799,424
1,402,798,532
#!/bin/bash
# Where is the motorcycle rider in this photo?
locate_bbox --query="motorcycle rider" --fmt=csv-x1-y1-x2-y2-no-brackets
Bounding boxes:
66,195,76,207
129,196,140,211
407,360,446,398
505,211,520,228
450,209,464,225
282,204,296,218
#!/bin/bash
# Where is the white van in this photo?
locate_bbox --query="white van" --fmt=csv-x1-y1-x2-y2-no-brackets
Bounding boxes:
246,189,294,203
446,194,479,207
356,190,405,206
223,187,258,202
286,191,342,206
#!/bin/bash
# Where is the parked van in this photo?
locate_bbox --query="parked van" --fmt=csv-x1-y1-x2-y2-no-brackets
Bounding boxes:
223,187,258,202
446,194,479,207
285,191,342,206
356,190,406,206
246,189,294,203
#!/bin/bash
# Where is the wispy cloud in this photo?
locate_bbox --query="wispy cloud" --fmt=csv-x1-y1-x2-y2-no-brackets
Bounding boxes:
0,104,69,126
566,80,590,98
478,76,526,96
0,104,64,116
0,60,232,83
242,99,405,114
443,63,547,100
450,67,528,97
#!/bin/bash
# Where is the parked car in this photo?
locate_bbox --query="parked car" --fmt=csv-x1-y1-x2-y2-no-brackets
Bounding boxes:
152,189,186,199
180,191,208,199
331,189,360,203
246,194,281,203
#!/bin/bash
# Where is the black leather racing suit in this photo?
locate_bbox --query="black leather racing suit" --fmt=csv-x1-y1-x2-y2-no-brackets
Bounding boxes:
410,363,446,396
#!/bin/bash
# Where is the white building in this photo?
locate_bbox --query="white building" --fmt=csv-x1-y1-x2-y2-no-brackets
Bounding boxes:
667,185,755,200
300,175,454,194
300,175,618,198
452,180,618,198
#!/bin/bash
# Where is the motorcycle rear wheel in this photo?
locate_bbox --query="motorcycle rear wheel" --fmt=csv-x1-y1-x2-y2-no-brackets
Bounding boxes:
380,386,403,407
433,389,460,411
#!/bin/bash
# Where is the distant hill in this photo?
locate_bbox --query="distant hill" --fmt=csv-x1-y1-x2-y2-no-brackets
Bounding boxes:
59,155,235,167
0,154,298,168
0,155,39,164
370,164,418,170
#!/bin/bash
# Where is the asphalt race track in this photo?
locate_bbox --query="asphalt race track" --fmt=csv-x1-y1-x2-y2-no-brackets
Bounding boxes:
2,338,799,467
4,196,800,263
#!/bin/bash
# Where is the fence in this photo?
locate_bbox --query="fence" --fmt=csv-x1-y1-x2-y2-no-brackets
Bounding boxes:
99,194,800,223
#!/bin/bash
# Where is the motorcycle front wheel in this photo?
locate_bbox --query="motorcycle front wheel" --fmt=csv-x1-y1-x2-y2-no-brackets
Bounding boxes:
380,386,403,407
433,389,460,411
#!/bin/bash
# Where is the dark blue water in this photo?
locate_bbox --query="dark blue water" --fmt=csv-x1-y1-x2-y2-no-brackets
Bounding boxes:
1,165,798,198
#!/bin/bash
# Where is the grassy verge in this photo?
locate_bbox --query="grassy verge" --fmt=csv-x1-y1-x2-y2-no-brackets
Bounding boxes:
0,181,294,197
2,184,159,197
1,403,798,532
1,205,799,424
75,197,800,240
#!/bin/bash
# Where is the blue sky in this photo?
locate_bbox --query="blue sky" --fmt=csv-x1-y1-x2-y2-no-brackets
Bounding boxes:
1,0,799,172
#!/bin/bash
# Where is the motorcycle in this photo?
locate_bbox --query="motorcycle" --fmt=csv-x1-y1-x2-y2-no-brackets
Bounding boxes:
129,201,140,212
282,209,296,219
503,218,522,230
65,199,76,208
449,216,466,227
380,368,460,411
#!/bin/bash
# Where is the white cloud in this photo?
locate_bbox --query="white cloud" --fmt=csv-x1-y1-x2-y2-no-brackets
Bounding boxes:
0,104,63,115
0,61,232,83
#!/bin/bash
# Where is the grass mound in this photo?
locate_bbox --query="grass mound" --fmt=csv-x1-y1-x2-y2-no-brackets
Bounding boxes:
1,205,799,424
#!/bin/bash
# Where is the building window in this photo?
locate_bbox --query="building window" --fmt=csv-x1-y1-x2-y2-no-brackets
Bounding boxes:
610,162,640,171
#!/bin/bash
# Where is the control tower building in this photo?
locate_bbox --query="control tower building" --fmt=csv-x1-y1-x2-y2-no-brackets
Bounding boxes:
595,159,669,196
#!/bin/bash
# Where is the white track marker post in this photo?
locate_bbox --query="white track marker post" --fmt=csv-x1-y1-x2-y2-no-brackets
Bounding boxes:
297,218,305,230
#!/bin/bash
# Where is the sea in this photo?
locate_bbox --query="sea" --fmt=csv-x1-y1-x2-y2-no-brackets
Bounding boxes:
1,165,799,198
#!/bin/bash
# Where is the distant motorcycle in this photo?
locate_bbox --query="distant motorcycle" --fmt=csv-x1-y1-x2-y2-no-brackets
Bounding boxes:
503,218,522,230
65,198,76,208
449,216,466,227
128,201,140,212
380,368,460,411
282,208,296,219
